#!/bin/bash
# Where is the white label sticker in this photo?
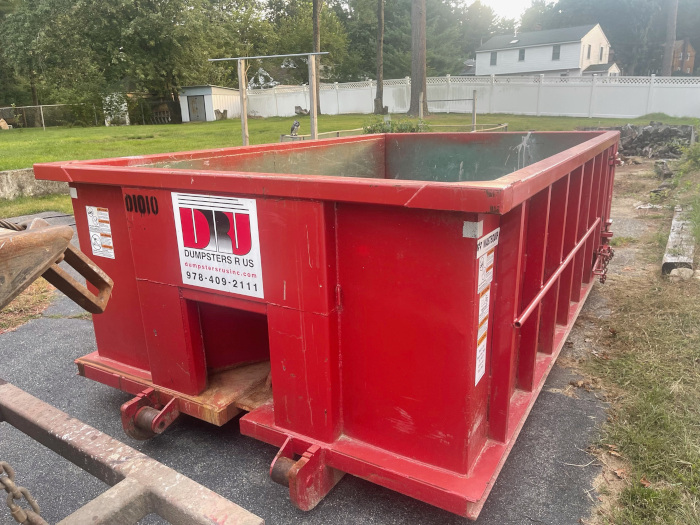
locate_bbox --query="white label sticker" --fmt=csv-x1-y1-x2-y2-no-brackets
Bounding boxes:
69,187,78,199
86,206,115,259
478,285,491,322
477,248,495,292
463,220,483,239
476,227,500,259
172,192,264,298
475,337,487,386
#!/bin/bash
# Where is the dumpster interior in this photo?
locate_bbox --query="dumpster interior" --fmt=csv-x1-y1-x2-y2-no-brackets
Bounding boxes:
196,302,270,371
131,132,595,183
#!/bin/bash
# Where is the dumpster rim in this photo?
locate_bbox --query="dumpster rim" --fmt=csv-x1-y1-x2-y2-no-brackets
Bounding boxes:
33,131,619,216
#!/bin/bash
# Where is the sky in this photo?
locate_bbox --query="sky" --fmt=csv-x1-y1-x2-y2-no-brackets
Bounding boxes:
473,0,531,20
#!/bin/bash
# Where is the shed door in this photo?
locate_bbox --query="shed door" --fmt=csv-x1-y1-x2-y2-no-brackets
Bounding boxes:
188,96,206,122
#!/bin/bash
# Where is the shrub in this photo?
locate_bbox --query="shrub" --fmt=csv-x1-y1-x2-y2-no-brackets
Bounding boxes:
363,117,429,134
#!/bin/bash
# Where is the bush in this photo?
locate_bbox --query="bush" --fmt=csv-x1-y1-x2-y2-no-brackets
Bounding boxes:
684,143,700,171
363,117,429,134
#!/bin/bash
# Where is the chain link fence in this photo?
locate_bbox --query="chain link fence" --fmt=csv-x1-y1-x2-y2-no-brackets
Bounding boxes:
0,104,101,129
0,96,180,129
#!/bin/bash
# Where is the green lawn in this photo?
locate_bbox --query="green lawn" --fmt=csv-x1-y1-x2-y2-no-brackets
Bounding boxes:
0,112,697,171
0,194,73,218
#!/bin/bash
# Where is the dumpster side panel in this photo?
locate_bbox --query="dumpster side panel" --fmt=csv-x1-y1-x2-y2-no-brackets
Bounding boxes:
123,189,183,287
135,280,207,395
337,205,481,473
261,200,341,443
72,184,150,371
258,199,335,315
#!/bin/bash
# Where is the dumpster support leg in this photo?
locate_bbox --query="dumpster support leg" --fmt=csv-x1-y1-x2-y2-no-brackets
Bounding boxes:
270,437,344,511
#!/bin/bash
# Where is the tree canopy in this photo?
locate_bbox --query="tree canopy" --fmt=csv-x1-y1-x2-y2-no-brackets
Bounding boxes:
1,0,698,108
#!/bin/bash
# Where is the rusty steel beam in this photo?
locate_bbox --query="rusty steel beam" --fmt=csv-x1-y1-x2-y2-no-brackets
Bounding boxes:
0,218,113,314
0,380,264,525
0,220,72,310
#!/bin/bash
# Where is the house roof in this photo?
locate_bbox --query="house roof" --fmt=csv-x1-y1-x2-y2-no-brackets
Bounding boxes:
180,85,238,91
582,63,616,73
674,40,695,53
477,24,598,52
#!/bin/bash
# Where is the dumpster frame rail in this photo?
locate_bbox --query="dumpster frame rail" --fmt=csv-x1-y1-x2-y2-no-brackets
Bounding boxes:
0,378,263,525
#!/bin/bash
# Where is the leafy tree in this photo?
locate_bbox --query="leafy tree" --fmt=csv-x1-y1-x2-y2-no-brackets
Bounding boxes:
270,0,349,83
457,0,499,63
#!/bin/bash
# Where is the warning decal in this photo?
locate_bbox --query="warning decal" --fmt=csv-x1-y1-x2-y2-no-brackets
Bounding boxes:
172,193,264,298
474,229,498,387
476,227,500,259
475,336,487,386
478,285,491,323
478,248,495,292
86,206,115,259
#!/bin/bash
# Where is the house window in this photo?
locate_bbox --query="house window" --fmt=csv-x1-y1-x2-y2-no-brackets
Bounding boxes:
552,44,561,60
600,46,604,61
519,48,525,61
587,44,591,59
490,51,497,66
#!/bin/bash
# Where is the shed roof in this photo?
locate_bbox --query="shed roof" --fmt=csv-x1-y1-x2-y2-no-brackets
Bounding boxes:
582,63,616,73
478,24,598,52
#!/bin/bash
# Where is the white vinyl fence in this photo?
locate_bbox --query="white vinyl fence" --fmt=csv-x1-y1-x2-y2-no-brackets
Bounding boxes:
246,74,700,119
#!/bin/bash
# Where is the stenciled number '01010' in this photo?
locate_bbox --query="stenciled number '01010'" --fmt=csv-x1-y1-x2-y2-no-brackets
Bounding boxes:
125,194,159,216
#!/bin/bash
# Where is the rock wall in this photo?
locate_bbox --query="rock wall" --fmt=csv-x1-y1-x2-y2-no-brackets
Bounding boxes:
0,169,69,200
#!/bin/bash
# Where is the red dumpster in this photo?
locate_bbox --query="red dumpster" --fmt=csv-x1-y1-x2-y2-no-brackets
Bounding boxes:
34,131,618,519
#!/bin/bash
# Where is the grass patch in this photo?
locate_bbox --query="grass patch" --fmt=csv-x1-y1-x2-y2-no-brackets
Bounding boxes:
609,236,637,247
1,112,698,171
0,280,55,334
588,275,700,524
0,194,73,218
586,158,700,523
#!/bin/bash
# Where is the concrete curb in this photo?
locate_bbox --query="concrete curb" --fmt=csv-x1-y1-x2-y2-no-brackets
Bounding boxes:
662,205,695,275
0,168,69,200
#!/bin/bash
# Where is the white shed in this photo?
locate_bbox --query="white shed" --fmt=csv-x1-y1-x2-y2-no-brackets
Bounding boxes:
178,85,241,122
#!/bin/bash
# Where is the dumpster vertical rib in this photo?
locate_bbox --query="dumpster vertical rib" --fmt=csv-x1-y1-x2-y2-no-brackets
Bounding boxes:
556,167,583,325
605,145,617,224
596,150,611,233
488,204,527,443
583,154,604,284
537,176,569,355
516,188,551,391
571,159,595,302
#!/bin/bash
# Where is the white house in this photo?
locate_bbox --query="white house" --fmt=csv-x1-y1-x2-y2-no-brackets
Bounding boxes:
475,24,620,77
179,85,241,122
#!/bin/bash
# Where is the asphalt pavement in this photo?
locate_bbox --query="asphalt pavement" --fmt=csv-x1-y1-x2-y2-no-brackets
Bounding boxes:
0,212,607,525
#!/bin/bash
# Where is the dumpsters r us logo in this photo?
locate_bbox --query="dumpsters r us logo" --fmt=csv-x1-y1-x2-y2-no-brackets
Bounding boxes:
172,192,264,298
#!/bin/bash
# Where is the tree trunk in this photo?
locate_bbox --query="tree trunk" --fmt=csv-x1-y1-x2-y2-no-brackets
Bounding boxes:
407,0,427,117
29,69,38,106
373,0,385,114
661,0,679,76
312,0,322,114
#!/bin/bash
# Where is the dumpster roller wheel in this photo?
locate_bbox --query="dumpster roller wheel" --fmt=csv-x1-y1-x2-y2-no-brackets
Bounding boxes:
120,388,181,440
269,437,344,511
